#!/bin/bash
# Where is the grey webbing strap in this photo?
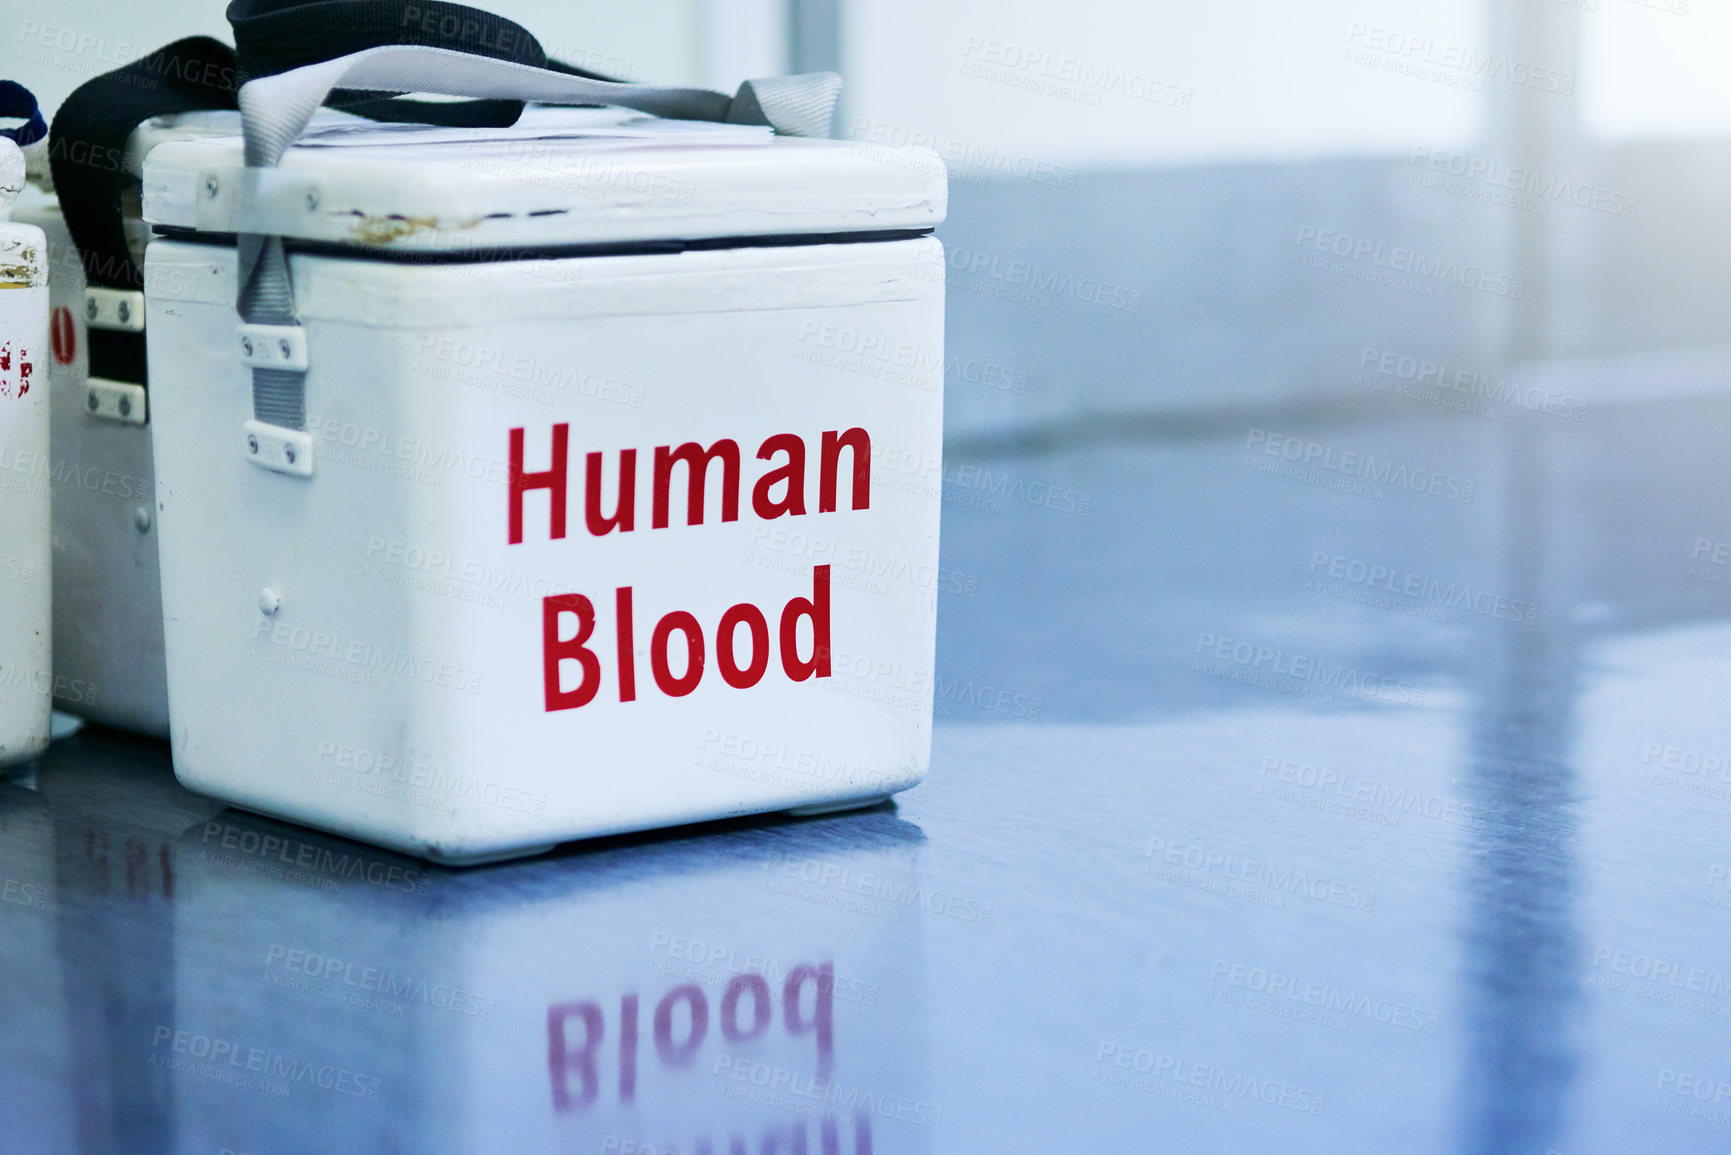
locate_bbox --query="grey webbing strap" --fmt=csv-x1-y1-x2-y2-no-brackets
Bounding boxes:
236,45,843,434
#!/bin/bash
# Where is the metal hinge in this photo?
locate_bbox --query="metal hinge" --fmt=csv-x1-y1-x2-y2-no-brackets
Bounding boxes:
85,378,146,425
84,288,144,332
236,323,308,371
244,420,313,478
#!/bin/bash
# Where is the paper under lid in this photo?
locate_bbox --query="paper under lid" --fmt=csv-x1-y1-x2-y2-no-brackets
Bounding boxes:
141,106,946,252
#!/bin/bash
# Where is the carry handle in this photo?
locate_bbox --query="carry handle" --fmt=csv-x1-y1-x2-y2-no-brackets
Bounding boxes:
237,44,842,170
227,0,557,130
232,43,841,446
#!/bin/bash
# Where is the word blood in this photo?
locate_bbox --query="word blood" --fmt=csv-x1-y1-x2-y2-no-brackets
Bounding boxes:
542,569,830,711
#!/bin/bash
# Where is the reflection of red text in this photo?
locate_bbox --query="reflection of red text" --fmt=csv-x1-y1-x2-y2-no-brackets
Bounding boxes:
601,1114,872,1155
547,965,835,1111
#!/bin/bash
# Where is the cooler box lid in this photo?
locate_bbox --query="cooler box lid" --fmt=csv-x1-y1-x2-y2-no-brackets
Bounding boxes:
141,106,947,252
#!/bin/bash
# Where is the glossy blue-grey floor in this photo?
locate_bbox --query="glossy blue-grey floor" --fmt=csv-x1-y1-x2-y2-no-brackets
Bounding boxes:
6,386,1731,1154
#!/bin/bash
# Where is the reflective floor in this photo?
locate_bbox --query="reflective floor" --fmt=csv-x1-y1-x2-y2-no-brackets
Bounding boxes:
7,375,1731,1153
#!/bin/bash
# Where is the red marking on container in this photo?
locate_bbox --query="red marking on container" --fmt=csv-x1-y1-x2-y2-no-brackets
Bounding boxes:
51,306,76,365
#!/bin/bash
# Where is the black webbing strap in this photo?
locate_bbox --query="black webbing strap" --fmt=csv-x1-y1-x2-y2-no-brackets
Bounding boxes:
49,37,239,293
227,0,549,127
48,3,568,386
48,37,241,384
0,81,46,146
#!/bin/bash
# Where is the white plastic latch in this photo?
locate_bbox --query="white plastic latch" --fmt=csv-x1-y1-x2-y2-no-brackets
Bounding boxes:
237,324,308,371
85,378,147,425
243,420,313,478
84,287,144,332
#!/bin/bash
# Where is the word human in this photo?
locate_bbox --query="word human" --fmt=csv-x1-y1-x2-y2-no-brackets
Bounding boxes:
511,425,872,710
506,425,872,545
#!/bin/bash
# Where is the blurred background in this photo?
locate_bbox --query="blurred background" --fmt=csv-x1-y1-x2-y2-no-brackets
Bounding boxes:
8,0,1729,442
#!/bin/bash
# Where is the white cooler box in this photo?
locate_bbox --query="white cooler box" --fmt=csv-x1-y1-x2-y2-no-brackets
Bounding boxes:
141,92,946,863
22,111,357,737
21,203,169,736
0,141,51,766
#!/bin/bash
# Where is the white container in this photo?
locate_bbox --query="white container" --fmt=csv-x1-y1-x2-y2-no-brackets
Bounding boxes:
142,108,946,863
18,112,271,736
0,138,51,766
17,204,166,733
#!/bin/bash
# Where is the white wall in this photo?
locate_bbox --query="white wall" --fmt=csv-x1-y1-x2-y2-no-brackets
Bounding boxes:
843,0,1486,168
1580,0,1731,141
